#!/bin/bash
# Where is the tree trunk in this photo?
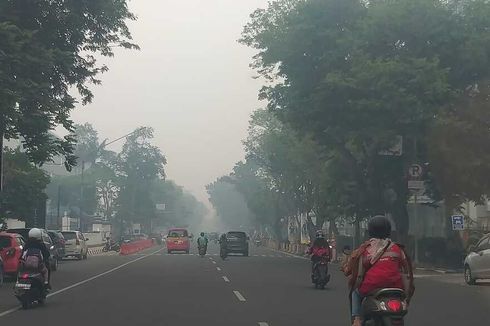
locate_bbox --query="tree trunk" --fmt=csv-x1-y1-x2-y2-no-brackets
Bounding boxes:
328,217,339,237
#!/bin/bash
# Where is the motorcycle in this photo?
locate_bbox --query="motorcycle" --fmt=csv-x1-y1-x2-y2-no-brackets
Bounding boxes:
198,245,207,257
361,288,408,326
103,241,120,252
312,255,330,289
14,272,48,309
220,247,228,260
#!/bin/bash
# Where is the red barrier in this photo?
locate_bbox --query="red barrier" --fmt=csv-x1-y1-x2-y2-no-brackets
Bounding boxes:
120,239,154,255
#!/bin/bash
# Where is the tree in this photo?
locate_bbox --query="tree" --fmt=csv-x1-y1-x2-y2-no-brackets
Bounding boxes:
241,0,490,241
2,148,50,224
0,0,138,169
115,127,167,233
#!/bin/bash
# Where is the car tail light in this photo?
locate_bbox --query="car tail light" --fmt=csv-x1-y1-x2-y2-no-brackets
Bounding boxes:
386,299,402,312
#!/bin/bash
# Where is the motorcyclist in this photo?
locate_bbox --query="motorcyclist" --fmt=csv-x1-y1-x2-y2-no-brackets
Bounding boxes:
22,228,51,289
219,233,228,259
343,216,414,326
306,230,331,282
197,232,208,254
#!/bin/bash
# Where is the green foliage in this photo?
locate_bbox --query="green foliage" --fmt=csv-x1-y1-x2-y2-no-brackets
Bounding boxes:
0,0,138,167
2,148,50,222
239,0,490,238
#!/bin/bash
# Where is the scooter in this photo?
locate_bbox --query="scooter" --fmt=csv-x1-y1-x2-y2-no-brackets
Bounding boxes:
198,245,207,257
361,288,408,326
103,241,120,252
220,247,228,260
312,256,330,289
14,272,48,309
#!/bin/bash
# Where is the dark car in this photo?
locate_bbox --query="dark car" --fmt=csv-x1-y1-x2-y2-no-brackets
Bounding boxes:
225,231,249,256
48,230,66,261
7,228,59,271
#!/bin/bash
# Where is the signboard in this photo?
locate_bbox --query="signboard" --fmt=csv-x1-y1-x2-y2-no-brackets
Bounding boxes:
451,215,465,231
408,164,423,178
408,180,424,190
156,203,166,211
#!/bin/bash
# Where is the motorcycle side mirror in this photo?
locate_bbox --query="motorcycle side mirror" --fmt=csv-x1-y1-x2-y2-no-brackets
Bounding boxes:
50,245,55,250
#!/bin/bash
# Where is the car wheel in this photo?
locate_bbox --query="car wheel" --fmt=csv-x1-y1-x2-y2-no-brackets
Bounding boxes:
464,265,476,285
185,250,190,254
243,251,249,257
77,254,82,260
167,250,172,254
83,251,88,260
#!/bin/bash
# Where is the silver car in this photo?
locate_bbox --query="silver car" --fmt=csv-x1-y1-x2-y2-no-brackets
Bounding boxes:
62,231,89,260
464,233,490,285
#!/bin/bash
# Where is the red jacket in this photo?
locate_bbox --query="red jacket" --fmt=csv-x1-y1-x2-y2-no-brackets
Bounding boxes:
358,243,404,296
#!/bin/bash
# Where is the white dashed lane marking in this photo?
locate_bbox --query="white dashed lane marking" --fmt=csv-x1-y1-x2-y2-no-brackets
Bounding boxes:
222,276,230,282
217,267,222,271
233,290,246,302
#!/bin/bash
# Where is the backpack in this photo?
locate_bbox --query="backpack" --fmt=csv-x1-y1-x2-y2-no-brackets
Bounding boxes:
342,241,415,302
21,248,44,271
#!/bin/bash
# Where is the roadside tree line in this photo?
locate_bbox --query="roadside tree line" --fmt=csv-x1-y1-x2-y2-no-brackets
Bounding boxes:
208,0,490,248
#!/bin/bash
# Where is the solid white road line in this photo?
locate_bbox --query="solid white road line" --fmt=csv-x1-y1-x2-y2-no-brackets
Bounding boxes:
258,323,269,326
222,276,230,282
217,267,222,271
0,248,164,318
233,290,246,302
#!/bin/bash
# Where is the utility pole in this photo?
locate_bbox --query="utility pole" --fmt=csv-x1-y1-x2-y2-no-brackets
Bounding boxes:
79,160,85,231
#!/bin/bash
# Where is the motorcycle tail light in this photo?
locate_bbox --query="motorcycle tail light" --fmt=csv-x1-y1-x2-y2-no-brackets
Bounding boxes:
21,273,29,279
386,299,402,312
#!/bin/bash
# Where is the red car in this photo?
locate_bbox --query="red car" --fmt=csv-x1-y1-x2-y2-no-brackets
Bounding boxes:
0,232,25,276
166,228,191,254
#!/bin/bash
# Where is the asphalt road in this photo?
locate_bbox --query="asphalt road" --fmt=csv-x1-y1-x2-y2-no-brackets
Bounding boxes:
0,243,488,325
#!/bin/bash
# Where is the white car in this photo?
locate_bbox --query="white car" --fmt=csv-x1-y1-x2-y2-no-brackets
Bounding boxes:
62,231,89,260
464,233,490,285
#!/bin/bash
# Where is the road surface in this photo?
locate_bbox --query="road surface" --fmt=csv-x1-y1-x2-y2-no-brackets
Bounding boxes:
0,244,488,325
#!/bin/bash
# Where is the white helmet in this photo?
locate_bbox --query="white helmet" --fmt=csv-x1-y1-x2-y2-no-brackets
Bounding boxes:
28,228,43,240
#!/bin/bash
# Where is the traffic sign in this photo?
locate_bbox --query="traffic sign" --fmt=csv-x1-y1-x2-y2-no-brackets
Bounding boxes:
451,215,465,231
408,180,424,190
408,164,423,178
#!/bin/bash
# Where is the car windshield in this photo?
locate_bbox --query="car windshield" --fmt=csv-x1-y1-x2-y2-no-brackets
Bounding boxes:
0,236,11,249
62,232,77,240
168,230,187,238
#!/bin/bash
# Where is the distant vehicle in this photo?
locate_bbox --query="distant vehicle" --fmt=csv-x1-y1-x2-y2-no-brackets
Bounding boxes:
7,228,58,271
208,232,219,243
61,231,89,260
225,231,249,256
166,228,191,254
0,232,25,277
464,233,490,285
47,230,66,261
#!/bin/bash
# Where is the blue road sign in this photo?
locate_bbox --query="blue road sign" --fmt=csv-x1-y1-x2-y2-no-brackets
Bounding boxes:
451,215,465,231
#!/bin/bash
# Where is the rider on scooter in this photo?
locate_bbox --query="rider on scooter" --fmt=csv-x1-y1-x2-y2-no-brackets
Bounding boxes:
197,232,208,254
21,228,51,289
306,230,331,282
342,216,414,326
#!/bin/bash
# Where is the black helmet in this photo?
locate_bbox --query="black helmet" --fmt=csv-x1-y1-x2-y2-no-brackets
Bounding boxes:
368,215,392,239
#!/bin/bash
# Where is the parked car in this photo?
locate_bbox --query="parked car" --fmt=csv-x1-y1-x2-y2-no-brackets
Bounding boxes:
61,231,89,260
464,233,490,285
166,228,191,254
48,230,66,261
225,231,249,256
6,228,59,271
0,232,25,277
0,254,3,286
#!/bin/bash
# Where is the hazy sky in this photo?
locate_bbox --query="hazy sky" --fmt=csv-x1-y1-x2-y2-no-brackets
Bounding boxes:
70,0,267,205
